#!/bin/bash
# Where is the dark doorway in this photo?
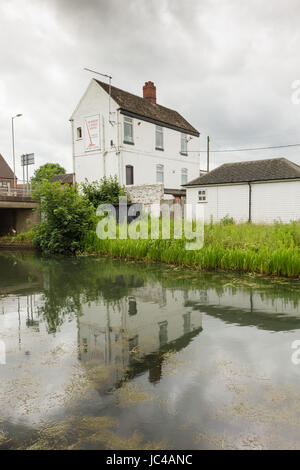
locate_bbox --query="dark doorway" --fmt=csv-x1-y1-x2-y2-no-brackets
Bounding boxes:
126,165,134,185
0,209,16,236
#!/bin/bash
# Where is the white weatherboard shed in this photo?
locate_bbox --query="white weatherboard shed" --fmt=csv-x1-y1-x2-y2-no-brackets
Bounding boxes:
184,158,300,224
70,79,201,192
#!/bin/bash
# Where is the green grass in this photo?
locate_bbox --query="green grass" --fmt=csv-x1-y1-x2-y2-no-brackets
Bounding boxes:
82,221,300,278
0,230,34,244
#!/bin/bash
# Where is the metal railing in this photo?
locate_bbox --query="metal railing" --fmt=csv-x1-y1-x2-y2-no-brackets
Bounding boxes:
0,181,32,198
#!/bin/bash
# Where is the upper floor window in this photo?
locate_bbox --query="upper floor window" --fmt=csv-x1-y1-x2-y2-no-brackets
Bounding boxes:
156,164,164,183
198,189,207,202
124,116,134,144
77,127,82,139
181,133,188,155
155,125,164,150
181,168,188,185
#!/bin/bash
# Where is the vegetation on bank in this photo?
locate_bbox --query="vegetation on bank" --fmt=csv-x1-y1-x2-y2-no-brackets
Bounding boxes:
2,175,299,277
82,221,300,278
32,181,96,255
0,231,34,245
30,176,129,255
81,176,131,209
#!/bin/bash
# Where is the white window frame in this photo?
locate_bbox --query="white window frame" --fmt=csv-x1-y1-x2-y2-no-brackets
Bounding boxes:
156,164,164,183
124,116,134,144
198,189,207,202
181,133,188,155
155,125,164,150
181,168,188,185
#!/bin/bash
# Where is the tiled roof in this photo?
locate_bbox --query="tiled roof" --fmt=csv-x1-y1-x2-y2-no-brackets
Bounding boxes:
0,154,14,179
184,158,300,186
95,80,199,136
52,173,74,184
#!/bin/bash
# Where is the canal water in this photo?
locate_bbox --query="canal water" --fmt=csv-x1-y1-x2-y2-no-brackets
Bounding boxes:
1,251,300,450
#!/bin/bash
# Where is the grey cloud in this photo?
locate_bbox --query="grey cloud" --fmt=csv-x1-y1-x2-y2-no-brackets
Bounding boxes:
1,0,300,178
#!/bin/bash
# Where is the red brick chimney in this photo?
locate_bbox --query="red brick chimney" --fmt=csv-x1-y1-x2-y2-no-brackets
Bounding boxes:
143,81,156,104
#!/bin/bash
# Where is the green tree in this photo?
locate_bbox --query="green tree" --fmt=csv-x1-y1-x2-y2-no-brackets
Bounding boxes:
81,176,130,209
31,163,66,187
33,181,95,255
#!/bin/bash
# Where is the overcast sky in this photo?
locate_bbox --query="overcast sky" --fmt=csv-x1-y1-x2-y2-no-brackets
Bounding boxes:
1,0,300,179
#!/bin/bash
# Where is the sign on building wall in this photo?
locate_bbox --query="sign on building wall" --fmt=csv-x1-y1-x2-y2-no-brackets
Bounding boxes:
84,115,100,152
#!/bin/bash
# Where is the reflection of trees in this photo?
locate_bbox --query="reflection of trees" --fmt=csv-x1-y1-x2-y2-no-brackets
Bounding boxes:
0,253,41,293
2,254,300,334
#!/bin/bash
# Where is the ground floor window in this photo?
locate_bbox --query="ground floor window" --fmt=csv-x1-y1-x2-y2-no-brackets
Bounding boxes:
126,165,134,185
198,189,207,202
181,168,188,185
156,164,164,183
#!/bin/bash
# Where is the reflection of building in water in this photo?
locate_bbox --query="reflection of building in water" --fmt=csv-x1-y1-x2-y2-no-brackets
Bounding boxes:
78,280,202,387
186,286,300,331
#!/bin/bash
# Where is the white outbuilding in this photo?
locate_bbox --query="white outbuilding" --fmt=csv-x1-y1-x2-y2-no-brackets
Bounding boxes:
184,157,300,224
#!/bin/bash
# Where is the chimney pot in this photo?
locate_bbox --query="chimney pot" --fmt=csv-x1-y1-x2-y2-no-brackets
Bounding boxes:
143,81,156,104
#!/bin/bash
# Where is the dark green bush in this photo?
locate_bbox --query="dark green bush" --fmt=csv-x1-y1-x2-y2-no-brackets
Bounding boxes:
33,182,95,255
81,176,130,209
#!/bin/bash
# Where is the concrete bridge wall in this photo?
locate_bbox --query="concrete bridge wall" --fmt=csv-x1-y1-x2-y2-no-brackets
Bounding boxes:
0,196,40,235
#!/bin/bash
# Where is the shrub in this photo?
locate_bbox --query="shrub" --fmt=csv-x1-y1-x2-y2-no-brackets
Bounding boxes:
81,176,130,209
33,181,95,255
220,214,235,225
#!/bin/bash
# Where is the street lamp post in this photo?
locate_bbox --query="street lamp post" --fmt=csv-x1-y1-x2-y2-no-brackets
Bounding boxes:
12,114,22,188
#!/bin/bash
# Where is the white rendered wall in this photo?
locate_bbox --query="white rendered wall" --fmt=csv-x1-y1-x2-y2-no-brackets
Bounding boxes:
186,180,300,224
71,79,201,189
186,184,249,223
251,180,300,224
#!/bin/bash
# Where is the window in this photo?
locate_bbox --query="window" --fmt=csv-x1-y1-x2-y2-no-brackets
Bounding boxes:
198,189,207,202
155,125,164,150
124,116,134,144
181,133,188,155
159,321,168,347
156,164,164,183
128,296,137,316
183,313,191,335
0,181,8,188
76,127,82,139
181,168,188,185
126,165,134,185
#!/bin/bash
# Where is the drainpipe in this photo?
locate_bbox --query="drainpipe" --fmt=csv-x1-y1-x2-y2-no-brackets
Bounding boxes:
70,118,76,185
248,182,252,222
116,109,122,185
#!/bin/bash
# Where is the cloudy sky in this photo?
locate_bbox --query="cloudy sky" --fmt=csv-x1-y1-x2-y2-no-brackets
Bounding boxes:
1,0,300,178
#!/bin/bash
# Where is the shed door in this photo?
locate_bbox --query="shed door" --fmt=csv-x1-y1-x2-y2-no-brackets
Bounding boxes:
126,165,134,185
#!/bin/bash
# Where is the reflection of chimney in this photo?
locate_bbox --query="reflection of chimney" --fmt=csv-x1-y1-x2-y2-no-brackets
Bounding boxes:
143,81,156,104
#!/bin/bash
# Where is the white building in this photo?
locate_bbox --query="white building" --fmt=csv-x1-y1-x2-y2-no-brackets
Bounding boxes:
70,79,200,193
185,157,300,224
78,281,202,388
